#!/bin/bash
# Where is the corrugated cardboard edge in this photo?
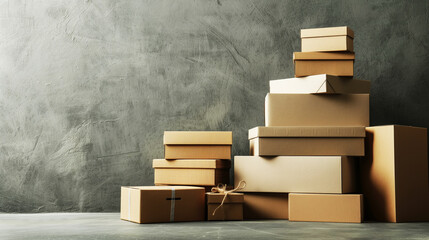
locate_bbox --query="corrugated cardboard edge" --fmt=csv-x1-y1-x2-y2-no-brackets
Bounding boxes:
153,159,231,169
293,52,355,60
248,126,366,139
301,26,354,38
164,131,233,145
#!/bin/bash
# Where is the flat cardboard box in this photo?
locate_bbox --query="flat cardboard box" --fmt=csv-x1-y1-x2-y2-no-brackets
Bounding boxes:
120,186,205,224
164,145,231,159
360,125,429,222
164,131,232,145
301,26,354,38
206,192,244,221
243,193,289,220
289,193,363,223
301,27,354,52
234,156,357,193
153,159,230,186
269,74,370,94
249,126,365,156
293,52,355,77
265,93,369,127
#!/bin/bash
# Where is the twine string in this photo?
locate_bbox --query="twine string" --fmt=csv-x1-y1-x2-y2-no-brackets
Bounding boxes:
211,180,246,216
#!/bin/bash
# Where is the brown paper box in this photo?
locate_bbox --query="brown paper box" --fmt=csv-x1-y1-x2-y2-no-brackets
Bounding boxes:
153,159,230,186
265,93,369,127
243,193,289,220
164,131,232,145
360,125,429,222
301,26,354,52
120,186,205,224
234,156,357,193
206,192,244,221
301,26,354,38
164,145,231,159
293,52,355,77
269,74,370,94
249,126,365,156
289,193,363,223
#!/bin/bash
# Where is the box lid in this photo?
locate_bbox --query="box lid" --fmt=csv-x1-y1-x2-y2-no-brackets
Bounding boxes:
153,159,231,169
301,26,354,38
164,131,232,145
206,192,244,203
293,52,355,60
248,126,365,139
122,186,205,191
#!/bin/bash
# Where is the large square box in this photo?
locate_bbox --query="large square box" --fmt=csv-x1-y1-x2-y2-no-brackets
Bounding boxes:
301,26,354,52
243,193,289,220
234,156,357,194
294,52,354,77
249,126,365,156
120,186,205,224
206,192,244,221
360,125,429,222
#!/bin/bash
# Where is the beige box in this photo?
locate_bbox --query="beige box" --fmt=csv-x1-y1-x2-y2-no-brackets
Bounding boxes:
153,159,230,186
269,74,370,94
361,125,429,222
301,26,354,52
206,192,243,221
120,186,205,224
265,93,369,127
164,131,232,145
164,145,231,160
249,126,365,156
294,52,354,77
243,193,289,220
234,156,357,194
289,193,363,223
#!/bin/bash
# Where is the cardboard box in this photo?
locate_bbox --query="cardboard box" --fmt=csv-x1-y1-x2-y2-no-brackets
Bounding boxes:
289,193,363,223
206,192,244,221
120,186,205,224
164,145,231,159
153,159,230,186
301,26,354,52
265,93,369,127
164,131,232,145
360,125,429,222
234,156,357,193
249,126,365,156
269,74,370,94
293,52,354,77
243,193,289,220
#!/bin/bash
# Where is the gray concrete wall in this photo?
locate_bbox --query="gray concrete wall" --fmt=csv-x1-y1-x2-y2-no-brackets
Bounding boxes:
0,0,428,212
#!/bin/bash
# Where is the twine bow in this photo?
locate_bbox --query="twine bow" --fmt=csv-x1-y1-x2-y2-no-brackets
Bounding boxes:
211,180,246,216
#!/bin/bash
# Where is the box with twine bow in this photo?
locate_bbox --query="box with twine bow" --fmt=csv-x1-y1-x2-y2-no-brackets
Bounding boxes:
206,181,246,221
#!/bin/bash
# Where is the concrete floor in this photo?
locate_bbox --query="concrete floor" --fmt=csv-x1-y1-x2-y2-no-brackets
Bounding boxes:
1,213,429,240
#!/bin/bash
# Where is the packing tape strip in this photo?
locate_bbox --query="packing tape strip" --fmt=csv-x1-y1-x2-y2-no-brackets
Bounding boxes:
128,188,131,221
170,188,175,222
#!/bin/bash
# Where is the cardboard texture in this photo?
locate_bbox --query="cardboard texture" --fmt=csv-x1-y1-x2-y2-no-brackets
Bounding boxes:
301,36,353,52
164,145,231,159
153,159,230,186
243,193,289,220
361,125,429,222
206,192,244,221
289,193,363,223
269,74,370,94
234,156,357,193
293,52,355,77
301,26,354,38
164,131,232,145
265,94,369,127
120,186,205,224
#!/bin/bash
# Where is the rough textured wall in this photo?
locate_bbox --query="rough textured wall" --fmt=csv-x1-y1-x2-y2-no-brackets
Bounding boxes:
0,0,428,212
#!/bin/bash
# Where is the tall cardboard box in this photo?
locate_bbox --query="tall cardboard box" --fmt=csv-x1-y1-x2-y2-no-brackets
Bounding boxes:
243,193,289,220
249,126,365,156
153,159,230,186
120,186,205,223
360,125,429,222
269,74,370,94
301,26,354,52
289,193,363,223
294,52,354,77
265,93,369,127
234,156,357,194
206,192,244,221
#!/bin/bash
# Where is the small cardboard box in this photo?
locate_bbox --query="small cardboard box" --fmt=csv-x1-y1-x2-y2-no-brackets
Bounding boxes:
206,192,244,221
164,131,232,145
265,93,369,127
164,145,231,159
249,126,365,156
234,156,357,193
361,125,429,222
289,193,363,223
293,52,354,77
269,74,370,94
153,159,230,186
243,193,289,220
120,186,205,224
301,26,354,52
